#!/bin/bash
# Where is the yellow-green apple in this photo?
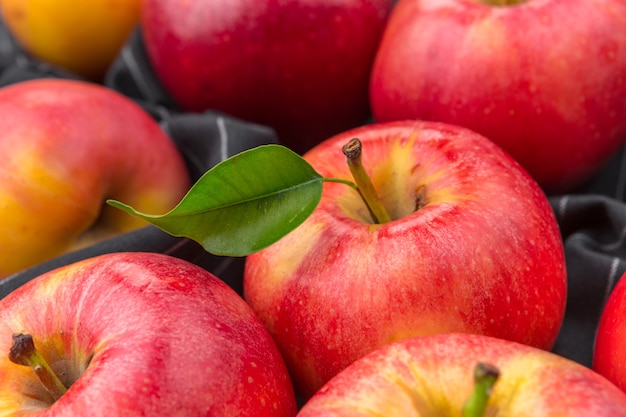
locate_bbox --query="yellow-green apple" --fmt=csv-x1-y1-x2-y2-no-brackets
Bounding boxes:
0,0,141,81
593,272,626,392
297,333,626,416
140,0,395,154
0,78,191,279
369,0,626,194
0,252,298,416
243,120,567,399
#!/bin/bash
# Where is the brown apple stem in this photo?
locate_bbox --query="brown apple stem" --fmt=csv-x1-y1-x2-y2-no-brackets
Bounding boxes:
482,0,524,5
342,138,392,224
9,333,67,401
462,362,500,417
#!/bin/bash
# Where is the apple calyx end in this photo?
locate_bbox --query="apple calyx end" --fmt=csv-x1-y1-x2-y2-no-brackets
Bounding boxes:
9,333,68,401
342,138,392,224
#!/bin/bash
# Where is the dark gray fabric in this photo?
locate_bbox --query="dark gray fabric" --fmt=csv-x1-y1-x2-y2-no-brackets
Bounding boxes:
549,147,626,367
1,21,626,371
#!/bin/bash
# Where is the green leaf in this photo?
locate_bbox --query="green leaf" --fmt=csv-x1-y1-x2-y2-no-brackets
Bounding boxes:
107,144,324,256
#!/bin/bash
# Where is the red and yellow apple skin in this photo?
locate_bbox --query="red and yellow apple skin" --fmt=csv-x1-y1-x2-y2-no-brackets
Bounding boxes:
593,272,626,392
298,333,626,416
0,78,191,279
244,120,567,399
0,252,298,416
370,0,626,194
140,0,394,154
0,0,141,81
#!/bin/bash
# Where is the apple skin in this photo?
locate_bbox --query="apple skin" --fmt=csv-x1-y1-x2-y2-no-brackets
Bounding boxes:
0,252,298,416
0,78,191,279
140,0,394,154
298,333,626,416
243,120,567,399
0,0,141,80
369,0,626,194
593,272,626,392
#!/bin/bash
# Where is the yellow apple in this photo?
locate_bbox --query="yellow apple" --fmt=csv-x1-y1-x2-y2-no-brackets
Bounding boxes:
0,0,141,80
0,78,191,279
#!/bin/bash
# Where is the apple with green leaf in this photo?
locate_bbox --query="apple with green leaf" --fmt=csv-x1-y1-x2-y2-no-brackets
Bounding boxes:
0,252,298,416
0,78,190,279
242,120,567,399
369,0,626,193
107,120,567,400
140,0,395,154
297,333,626,416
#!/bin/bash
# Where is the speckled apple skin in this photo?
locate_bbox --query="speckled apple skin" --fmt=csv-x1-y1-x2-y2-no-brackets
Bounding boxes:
298,333,626,416
244,120,567,399
370,0,626,193
141,0,394,154
0,79,191,278
0,252,297,416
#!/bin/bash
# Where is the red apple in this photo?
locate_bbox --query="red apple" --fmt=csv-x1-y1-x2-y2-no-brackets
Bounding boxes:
593,271,626,392
369,0,626,194
140,0,394,154
0,252,297,416
243,120,567,399
0,78,191,279
298,333,626,416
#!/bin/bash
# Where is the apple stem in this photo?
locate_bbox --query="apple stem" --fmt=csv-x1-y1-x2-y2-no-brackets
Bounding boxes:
342,138,392,224
9,333,67,401
462,362,500,417
482,0,523,5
